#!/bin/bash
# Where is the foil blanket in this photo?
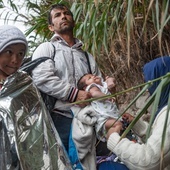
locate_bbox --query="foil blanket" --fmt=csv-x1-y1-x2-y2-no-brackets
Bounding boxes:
0,71,72,170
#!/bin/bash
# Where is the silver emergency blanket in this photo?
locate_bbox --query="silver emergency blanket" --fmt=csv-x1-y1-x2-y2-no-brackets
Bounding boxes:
0,71,73,170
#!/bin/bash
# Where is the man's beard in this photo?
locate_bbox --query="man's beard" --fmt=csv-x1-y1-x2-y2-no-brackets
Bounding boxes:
58,25,74,34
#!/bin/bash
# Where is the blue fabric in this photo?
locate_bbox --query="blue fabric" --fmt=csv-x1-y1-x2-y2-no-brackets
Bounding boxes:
51,113,83,169
68,125,83,170
97,161,129,170
143,56,170,117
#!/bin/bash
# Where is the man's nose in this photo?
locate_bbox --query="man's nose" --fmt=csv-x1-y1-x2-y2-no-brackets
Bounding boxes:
61,13,67,19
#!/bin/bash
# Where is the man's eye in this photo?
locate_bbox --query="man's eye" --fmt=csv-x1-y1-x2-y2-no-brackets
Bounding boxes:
65,11,71,15
54,13,60,17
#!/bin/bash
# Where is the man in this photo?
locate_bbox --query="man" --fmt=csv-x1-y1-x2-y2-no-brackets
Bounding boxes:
32,3,115,156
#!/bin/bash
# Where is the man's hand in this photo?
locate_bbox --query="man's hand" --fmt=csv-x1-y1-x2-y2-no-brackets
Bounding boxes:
75,90,92,107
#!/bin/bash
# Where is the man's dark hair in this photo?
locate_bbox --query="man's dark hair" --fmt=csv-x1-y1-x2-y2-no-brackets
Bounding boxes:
47,3,73,25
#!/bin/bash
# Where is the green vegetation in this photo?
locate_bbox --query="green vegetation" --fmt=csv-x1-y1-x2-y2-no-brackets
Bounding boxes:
0,1,170,168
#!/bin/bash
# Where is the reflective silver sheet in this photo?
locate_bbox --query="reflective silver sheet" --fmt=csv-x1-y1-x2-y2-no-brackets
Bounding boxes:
0,71,72,170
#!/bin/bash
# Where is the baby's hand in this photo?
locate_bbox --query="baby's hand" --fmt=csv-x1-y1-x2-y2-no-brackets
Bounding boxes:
105,76,116,93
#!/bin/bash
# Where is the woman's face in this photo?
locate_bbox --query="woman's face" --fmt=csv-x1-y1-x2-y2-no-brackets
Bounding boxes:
0,43,26,77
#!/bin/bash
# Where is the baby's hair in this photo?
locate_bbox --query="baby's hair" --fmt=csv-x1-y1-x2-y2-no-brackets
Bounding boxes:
77,73,89,90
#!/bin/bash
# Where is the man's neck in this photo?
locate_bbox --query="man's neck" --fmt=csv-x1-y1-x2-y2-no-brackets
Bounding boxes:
58,33,75,47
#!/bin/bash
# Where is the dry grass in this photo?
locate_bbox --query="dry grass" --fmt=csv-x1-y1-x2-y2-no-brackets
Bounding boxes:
97,21,170,105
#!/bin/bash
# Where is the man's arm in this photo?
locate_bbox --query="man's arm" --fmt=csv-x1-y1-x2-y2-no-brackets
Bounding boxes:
31,42,78,102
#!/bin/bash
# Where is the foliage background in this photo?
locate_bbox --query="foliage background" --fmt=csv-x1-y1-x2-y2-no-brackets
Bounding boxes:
1,1,170,166
0,0,170,106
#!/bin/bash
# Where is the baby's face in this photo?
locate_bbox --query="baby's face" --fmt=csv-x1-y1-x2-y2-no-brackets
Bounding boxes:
82,74,102,86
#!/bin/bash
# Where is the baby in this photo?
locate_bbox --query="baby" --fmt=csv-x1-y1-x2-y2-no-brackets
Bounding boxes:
69,73,134,167
77,73,123,141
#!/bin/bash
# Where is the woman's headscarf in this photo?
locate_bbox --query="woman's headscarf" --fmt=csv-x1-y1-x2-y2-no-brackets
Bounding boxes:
143,56,170,117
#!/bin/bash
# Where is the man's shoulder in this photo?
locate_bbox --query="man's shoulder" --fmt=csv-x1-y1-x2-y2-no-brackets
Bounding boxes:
38,41,54,48
32,42,55,60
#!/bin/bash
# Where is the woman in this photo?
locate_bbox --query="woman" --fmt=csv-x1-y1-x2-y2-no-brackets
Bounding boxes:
0,25,72,170
106,56,170,170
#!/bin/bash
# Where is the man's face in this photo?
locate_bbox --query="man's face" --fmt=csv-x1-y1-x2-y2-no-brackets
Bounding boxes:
48,7,75,34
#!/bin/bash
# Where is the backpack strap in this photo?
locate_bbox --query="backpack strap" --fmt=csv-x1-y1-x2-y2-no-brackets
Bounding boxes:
51,43,56,60
20,57,51,74
21,42,56,73
84,51,92,74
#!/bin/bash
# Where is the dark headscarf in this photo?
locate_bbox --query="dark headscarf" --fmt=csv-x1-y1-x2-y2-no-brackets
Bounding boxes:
143,56,170,117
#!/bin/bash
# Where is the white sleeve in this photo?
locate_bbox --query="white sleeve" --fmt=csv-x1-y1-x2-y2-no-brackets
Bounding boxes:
107,108,170,170
132,118,148,137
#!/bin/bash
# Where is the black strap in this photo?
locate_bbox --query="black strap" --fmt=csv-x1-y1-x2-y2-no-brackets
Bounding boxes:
20,42,56,74
51,43,56,59
84,51,92,74
20,57,52,74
